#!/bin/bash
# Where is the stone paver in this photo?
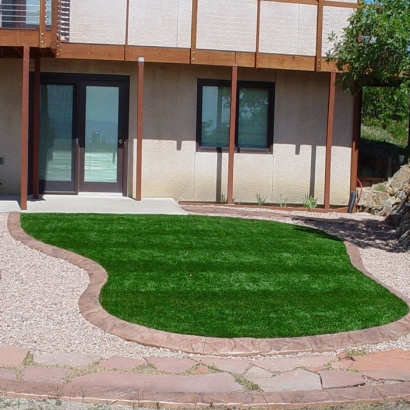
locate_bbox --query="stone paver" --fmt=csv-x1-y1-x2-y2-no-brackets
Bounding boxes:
22,366,70,384
352,350,410,373
257,369,322,392
319,370,365,389
199,357,251,374
0,347,29,368
0,368,16,380
99,355,146,370
254,356,334,372
33,353,101,368
361,370,410,382
146,357,197,373
244,365,273,380
70,371,243,394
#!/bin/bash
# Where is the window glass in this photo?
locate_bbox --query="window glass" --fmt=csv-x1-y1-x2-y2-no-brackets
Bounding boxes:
198,80,273,150
238,87,269,149
201,85,231,148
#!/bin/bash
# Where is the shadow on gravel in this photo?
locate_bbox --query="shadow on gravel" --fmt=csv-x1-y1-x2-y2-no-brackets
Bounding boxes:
291,216,403,253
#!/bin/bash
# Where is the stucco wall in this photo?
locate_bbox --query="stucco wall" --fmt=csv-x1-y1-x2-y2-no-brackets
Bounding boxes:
196,0,257,52
69,0,127,45
142,65,353,205
322,6,355,56
0,60,353,205
0,60,22,195
128,0,192,48
259,2,317,56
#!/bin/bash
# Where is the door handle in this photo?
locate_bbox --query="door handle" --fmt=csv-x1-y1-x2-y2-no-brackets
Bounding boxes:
118,139,123,145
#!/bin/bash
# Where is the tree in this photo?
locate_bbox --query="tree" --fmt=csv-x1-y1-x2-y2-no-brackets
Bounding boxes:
327,0,410,95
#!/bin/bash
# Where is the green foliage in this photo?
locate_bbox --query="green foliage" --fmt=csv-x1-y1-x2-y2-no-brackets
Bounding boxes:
302,194,318,209
256,192,267,206
20,214,409,339
361,85,409,147
278,193,288,208
327,0,410,94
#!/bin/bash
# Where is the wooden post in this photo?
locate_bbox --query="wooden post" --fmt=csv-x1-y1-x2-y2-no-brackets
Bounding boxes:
136,58,144,201
190,0,198,63
20,44,30,211
32,57,41,199
227,64,238,205
324,71,336,210
315,0,324,71
39,0,46,47
350,91,362,195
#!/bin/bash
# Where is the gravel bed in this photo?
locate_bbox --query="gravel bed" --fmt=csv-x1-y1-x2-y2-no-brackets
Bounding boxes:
0,210,409,360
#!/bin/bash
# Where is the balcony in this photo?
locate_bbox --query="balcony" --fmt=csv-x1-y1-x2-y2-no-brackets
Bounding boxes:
0,0,57,50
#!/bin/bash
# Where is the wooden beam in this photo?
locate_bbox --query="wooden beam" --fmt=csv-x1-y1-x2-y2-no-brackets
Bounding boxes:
323,1,358,8
39,0,46,47
257,53,315,71
126,46,190,63
32,57,41,200
316,0,324,71
136,58,144,201
20,44,30,211
58,43,125,60
124,0,130,59
191,0,198,63
0,30,38,47
227,64,238,205
255,0,261,67
324,71,336,210
350,91,362,194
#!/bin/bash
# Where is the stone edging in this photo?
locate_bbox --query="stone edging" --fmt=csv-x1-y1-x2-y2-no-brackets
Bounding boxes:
8,212,410,356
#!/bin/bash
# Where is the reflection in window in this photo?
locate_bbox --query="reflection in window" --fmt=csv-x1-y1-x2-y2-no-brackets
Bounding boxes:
197,80,274,150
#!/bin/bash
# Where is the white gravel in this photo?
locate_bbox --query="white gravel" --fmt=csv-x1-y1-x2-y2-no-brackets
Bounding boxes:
0,210,409,359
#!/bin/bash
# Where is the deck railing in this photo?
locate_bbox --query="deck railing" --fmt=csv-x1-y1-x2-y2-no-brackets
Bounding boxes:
0,0,52,29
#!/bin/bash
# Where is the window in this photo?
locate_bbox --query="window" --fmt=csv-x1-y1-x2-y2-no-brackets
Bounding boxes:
197,79,274,150
0,0,52,28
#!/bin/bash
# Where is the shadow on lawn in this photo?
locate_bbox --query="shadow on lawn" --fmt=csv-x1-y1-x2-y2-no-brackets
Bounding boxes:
290,215,402,253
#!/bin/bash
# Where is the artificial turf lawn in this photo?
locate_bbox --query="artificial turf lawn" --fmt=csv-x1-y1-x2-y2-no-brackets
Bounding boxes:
20,214,409,338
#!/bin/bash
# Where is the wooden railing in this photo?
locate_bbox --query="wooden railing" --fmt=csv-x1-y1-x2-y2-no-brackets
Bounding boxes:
0,0,57,49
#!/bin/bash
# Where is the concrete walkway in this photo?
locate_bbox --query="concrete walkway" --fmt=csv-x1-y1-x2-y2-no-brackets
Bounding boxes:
1,204,410,408
0,195,187,215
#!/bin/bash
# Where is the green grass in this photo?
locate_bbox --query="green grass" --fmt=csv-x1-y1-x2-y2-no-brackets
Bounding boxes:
20,214,409,338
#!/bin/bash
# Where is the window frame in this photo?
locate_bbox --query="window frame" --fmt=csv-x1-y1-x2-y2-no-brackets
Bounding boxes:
196,79,275,153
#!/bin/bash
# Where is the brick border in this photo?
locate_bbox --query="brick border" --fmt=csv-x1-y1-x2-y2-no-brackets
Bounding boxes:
0,378,410,409
7,211,410,356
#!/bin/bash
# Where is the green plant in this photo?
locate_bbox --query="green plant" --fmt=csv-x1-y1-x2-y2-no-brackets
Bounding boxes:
220,193,227,204
302,194,317,209
278,193,288,208
256,192,267,206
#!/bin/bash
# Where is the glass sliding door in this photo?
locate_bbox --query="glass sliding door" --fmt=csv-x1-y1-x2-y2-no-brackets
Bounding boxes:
84,86,119,184
79,82,126,193
39,84,76,193
36,74,129,194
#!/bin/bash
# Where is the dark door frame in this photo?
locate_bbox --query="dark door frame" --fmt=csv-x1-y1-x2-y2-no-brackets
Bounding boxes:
31,73,130,195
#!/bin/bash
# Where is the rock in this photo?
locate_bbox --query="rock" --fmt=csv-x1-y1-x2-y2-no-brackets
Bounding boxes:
387,165,410,190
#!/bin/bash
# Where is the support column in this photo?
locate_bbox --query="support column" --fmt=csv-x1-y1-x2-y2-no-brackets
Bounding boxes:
20,44,30,211
227,64,238,205
136,58,144,201
350,90,362,194
324,71,336,210
32,57,41,199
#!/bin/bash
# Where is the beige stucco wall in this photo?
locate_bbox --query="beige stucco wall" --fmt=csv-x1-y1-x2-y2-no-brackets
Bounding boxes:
128,0,192,48
0,60,353,205
69,0,127,45
259,2,317,56
196,0,257,52
141,65,353,205
322,6,355,56
0,60,22,195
